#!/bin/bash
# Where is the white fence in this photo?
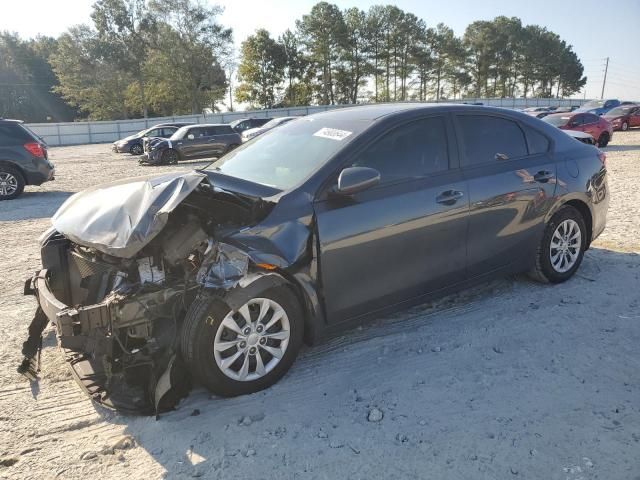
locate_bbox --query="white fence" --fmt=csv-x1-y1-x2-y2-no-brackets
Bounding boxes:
27,98,588,147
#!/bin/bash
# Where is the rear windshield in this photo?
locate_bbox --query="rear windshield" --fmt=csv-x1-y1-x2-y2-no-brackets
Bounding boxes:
606,106,636,116
544,115,571,127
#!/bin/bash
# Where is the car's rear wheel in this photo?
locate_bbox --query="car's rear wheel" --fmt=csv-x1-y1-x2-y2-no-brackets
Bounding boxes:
530,205,586,283
161,149,179,164
130,144,144,155
597,132,610,147
621,121,629,131
0,165,25,201
181,287,303,397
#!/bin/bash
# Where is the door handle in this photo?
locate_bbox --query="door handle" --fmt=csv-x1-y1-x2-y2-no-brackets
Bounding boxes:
495,152,509,161
534,170,553,183
436,190,464,205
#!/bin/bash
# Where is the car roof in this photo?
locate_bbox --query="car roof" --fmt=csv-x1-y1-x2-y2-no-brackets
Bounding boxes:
308,103,542,124
0,118,24,124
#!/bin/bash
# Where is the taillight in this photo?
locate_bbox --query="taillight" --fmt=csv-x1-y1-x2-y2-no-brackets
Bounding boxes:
24,142,45,158
597,150,606,166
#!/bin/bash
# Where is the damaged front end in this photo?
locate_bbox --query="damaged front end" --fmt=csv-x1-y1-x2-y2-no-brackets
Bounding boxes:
19,171,281,414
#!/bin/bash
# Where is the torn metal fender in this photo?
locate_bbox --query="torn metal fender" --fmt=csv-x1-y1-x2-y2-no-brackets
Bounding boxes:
52,171,207,258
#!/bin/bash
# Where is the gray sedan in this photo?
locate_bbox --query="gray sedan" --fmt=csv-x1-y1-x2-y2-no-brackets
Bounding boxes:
21,104,608,413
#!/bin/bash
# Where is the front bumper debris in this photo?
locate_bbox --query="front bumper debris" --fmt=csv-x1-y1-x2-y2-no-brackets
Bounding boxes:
20,269,191,415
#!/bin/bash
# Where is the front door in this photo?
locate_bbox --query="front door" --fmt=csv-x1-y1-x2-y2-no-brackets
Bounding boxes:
314,115,469,323
454,114,557,277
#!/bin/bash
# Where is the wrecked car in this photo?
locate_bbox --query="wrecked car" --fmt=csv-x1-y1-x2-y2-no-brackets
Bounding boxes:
19,104,609,414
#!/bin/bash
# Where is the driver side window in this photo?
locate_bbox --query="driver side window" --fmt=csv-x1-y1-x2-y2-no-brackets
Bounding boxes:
351,117,450,184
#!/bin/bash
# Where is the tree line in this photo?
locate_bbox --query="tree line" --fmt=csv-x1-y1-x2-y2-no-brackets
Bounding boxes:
237,3,586,108
0,0,586,121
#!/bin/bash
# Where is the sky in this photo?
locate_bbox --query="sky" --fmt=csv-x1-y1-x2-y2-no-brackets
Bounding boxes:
1,0,639,100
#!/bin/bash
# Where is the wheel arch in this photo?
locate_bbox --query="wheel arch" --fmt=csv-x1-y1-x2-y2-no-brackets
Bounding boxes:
0,160,27,184
547,197,594,249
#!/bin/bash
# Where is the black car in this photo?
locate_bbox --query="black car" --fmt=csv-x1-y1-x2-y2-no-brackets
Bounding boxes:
0,119,54,200
20,104,609,413
140,124,242,165
229,117,272,134
112,122,194,155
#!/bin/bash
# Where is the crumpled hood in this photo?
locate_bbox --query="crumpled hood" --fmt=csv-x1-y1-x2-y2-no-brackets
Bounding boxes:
52,171,207,258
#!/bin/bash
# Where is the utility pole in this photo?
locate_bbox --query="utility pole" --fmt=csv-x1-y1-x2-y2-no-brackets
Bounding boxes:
601,57,609,99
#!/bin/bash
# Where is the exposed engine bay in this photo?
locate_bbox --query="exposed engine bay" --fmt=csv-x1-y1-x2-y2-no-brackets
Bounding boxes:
18,172,301,415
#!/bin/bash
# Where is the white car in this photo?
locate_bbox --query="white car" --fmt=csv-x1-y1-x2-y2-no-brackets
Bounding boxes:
242,116,299,142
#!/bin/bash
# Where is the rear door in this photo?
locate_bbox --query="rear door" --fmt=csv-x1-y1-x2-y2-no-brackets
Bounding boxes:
454,114,557,277
630,108,640,128
206,126,235,156
314,115,469,323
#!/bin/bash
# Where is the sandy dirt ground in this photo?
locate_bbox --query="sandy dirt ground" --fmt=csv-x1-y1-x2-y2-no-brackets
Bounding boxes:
0,133,639,480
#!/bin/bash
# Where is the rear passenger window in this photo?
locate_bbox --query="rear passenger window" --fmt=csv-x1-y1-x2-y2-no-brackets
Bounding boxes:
523,126,550,155
457,115,527,165
351,117,449,183
0,124,31,146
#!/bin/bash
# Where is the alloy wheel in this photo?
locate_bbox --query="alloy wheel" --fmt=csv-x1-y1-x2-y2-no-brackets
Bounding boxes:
213,298,291,382
0,172,18,197
549,219,582,273
622,122,629,131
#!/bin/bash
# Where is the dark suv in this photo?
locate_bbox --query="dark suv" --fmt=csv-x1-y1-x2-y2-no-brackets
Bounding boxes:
0,119,54,200
112,122,194,155
140,124,242,165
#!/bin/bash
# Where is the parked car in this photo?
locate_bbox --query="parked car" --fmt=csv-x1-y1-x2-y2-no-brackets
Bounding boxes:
543,112,613,147
575,99,620,116
229,117,272,134
523,107,554,118
0,119,54,200
20,104,609,413
140,124,241,165
242,116,299,141
602,104,640,131
112,122,194,155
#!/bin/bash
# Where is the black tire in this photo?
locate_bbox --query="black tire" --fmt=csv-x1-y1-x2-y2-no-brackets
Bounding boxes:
0,164,25,201
130,143,144,155
621,121,629,132
181,286,304,397
161,149,179,165
530,205,587,283
597,132,609,147
224,143,239,155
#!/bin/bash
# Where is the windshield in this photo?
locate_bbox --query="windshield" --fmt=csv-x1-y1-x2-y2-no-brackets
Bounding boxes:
170,126,189,140
606,106,636,116
544,115,571,127
581,100,604,109
207,118,363,190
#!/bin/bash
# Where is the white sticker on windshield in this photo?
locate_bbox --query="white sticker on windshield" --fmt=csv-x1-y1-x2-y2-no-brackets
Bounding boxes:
313,127,353,141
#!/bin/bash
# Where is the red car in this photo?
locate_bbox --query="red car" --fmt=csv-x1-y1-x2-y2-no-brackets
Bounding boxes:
602,104,640,131
543,112,613,147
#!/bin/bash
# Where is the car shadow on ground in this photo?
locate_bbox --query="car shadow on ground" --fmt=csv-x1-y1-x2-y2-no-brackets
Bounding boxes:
603,144,640,152
75,246,640,478
0,190,73,222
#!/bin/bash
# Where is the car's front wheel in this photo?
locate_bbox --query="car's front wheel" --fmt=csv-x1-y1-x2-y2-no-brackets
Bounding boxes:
130,143,144,155
181,287,304,397
597,132,610,147
530,205,587,283
0,165,25,201
161,149,179,164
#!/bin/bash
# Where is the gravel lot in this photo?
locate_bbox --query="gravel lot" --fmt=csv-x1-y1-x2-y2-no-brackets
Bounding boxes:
1,133,639,480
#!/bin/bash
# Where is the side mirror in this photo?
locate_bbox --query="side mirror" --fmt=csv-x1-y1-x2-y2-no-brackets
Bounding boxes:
187,134,195,140
336,167,380,195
